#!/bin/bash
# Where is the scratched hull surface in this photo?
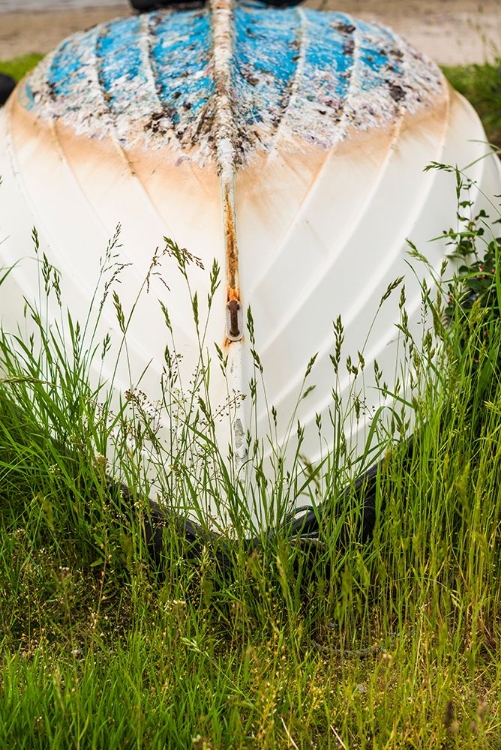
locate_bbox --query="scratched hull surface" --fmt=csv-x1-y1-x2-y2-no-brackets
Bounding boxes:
1,3,501,527
22,7,442,162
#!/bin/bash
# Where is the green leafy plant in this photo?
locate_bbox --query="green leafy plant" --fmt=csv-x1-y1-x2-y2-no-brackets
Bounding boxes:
432,167,501,389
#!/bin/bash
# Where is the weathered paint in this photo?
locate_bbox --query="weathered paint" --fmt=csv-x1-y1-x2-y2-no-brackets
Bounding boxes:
22,2,443,170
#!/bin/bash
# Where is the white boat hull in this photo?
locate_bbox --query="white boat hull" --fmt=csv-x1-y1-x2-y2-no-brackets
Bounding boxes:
0,3,500,528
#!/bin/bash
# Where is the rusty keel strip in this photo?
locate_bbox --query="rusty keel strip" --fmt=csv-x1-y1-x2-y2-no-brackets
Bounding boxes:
210,0,243,343
210,0,247,467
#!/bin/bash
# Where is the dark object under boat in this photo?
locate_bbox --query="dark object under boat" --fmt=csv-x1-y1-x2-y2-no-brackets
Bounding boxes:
0,74,15,107
129,0,302,9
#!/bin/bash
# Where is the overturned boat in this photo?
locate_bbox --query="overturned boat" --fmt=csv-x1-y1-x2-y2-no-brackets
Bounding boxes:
0,0,500,530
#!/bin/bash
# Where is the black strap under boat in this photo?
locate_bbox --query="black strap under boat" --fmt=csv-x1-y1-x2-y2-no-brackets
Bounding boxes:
108,438,416,573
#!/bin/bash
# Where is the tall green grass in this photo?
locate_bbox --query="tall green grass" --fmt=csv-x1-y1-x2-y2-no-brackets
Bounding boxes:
1,163,501,747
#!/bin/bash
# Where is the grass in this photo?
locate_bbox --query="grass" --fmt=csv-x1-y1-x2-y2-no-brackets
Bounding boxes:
0,168,501,748
1,54,501,750
0,54,44,83
445,61,501,150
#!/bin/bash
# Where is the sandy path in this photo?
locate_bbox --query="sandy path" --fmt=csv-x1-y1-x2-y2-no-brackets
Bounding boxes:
0,1,500,66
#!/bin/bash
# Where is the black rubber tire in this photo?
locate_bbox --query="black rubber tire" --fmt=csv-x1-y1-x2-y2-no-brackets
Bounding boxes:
130,0,169,10
0,74,15,107
129,0,201,9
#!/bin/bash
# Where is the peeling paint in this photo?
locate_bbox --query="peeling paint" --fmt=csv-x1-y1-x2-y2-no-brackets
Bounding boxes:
22,3,444,168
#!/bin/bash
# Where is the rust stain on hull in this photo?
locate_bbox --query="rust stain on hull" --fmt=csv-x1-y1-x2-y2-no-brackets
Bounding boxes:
224,186,239,300
223,181,242,341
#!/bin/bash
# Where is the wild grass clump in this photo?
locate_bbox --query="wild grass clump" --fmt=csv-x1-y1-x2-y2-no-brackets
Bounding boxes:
1,167,501,747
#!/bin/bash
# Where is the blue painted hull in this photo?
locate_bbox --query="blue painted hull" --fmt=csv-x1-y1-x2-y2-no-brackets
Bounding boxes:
21,6,442,165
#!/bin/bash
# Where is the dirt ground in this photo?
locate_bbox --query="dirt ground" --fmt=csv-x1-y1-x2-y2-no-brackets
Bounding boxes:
0,0,500,66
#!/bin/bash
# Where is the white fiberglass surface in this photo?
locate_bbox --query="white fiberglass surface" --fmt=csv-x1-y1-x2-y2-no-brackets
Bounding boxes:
1,5,501,528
